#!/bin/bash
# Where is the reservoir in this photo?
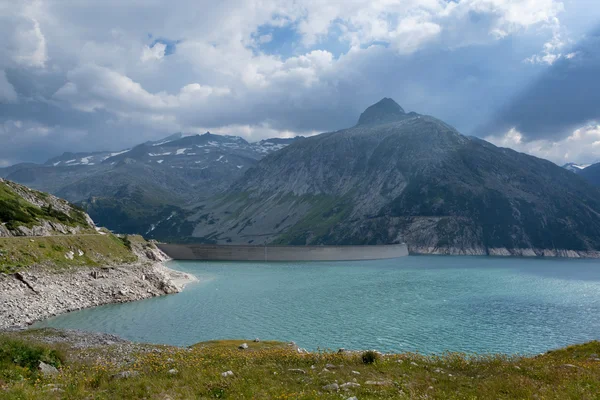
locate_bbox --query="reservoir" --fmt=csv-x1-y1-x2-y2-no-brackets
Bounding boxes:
35,256,600,355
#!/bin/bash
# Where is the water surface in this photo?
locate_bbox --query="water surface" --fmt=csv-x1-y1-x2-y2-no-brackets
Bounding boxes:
35,256,600,354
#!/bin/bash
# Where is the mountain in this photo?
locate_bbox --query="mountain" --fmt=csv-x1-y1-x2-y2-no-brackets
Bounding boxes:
190,98,600,256
0,178,95,237
562,162,590,173
577,162,600,187
0,133,300,239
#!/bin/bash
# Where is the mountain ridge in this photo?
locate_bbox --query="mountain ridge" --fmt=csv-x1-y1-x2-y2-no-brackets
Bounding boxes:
0,132,300,240
189,99,600,257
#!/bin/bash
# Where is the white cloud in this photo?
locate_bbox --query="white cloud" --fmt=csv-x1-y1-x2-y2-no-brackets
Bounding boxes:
0,71,18,103
141,43,167,62
0,2,48,69
486,125,600,165
257,34,273,44
525,29,571,65
54,64,230,110
0,0,576,163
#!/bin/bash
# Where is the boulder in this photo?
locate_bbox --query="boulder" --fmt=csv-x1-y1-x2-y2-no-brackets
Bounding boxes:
322,383,339,392
238,343,248,349
112,370,140,379
340,382,361,389
38,361,59,376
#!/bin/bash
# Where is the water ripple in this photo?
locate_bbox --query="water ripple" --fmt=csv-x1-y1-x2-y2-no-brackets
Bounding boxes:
35,256,600,355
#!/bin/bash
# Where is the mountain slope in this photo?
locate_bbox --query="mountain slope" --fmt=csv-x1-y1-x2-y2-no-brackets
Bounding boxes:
577,163,600,187
192,99,600,256
0,133,300,239
0,178,95,237
562,162,590,173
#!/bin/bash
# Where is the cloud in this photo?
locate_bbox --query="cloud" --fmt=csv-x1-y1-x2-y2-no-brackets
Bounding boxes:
141,42,167,62
486,124,600,165
0,4,48,68
0,71,18,103
479,26,600,142
0,0,585,165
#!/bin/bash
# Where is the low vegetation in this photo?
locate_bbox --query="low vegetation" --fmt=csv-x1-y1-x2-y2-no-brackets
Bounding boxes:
0,182,90,232
0,338,64,383
1,331,600,399
0,234,137,274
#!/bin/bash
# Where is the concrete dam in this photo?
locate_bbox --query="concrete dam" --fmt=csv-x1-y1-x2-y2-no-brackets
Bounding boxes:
157,243,409,262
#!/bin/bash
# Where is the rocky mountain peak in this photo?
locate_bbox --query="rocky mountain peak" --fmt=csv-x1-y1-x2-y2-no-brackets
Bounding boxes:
357,98,406,126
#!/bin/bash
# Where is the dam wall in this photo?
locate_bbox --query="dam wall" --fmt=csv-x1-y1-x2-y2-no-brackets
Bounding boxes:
157,243,408,262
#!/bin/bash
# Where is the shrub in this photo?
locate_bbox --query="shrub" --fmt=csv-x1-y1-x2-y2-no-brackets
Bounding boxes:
119,235,132,250
362,350,380,364
0,338,64,372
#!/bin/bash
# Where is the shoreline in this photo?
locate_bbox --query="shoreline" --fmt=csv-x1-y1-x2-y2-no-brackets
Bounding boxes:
0,251,197,330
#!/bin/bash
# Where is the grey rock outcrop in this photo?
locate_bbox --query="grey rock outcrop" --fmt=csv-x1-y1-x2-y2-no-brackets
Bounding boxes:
38,361,59,376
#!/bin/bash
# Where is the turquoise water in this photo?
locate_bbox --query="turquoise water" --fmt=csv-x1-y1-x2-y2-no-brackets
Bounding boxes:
35,256,600,354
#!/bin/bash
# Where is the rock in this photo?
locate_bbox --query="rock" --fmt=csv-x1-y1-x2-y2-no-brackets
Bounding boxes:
561,364,580,369
322,383,339,392
288,368,306,374
340,382,361,389
112,370,140,379
38,361,59,376
351,370,360,375
347,397,358,400
365,380,391,386
168,369,178,375
410,361,419,367
253,338,260,342
325,363,338,369
221,370,234,377
239,343,248,349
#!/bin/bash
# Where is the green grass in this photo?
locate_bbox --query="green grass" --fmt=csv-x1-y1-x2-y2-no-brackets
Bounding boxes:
2,333,600,399
273,194,355,245
0,338,64,385
0,234,138,274
0,182,90,232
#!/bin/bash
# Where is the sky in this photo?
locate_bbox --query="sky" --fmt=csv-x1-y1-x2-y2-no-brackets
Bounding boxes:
1,0,600,166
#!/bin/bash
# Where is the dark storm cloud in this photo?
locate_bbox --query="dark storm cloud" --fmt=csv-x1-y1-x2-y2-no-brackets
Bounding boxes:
479,25,600,141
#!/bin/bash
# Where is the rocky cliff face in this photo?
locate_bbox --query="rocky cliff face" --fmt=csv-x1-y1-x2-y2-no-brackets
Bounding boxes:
191,99,600,256
0,178,96,237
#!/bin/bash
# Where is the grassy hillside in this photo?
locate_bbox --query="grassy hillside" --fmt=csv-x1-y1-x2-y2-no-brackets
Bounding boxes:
1,331,599,399
0,234,137,274
0,179,92,233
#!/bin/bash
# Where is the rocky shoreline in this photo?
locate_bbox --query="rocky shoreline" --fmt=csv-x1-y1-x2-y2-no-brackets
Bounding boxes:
409,245,600,258
0,243,197,330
